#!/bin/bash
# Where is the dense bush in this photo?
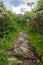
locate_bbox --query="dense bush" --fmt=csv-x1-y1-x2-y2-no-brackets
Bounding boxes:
35,11,43,33
0,9,17,38
16,15,27,26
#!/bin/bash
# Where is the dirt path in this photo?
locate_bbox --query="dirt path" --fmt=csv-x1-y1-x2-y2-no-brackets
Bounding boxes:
6,30,40,65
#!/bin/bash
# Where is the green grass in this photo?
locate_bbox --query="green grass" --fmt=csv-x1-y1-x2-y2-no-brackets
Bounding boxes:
28,33,43,54
0,25,22,50
12,60,19,65
25,26,43,64
0,50,8,65
0,26,22,65
0,25,43,65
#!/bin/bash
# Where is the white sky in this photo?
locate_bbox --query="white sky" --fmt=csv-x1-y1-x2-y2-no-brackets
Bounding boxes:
0,0,37,14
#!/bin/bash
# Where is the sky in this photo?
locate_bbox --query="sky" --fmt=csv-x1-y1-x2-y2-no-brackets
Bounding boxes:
0,0,37,14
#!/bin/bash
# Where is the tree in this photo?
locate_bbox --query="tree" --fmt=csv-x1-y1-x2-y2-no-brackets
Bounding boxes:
27,2,34,11
0,9,16,37
0,1,5,9
34,0,43,33
36,0,43,11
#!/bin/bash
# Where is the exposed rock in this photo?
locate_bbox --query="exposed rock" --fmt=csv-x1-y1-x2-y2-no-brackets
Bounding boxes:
19,59,38,65
8,58,17,65
8,57,22,65
6,30,39,65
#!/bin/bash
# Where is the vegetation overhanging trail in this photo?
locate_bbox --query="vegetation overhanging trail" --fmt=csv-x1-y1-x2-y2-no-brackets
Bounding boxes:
0,0,43,65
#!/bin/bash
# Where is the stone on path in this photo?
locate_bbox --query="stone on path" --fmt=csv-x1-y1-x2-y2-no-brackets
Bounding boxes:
6,30,40,65
8,57,22,65
8,58,17,65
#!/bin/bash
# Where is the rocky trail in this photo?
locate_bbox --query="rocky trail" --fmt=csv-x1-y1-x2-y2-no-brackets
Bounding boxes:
6,30,40,65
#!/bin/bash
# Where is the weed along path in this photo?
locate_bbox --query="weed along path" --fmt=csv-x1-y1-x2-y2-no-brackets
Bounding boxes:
6,30,40,65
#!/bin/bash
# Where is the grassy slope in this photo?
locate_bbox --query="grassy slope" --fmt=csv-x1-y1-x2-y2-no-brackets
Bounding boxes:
0,25,22,65
0,26,43,65
0,26,22,49
25,26,43,64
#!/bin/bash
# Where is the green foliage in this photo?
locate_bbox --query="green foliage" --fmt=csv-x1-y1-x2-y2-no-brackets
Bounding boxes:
28,25,37,33
35,11,43,34
0,10,17,38
0,1,5,10
25,26,43,65
16,15,27,26
0,51,7,65
25,1,43,63
37,0,43,11
0,0,43,65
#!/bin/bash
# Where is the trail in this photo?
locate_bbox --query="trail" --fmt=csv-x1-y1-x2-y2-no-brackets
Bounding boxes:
6,30,40,65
